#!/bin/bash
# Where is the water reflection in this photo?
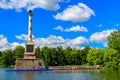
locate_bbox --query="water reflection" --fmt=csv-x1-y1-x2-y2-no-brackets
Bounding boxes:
17,72,35,80
49,70,102,80
24,73,34,80
15,70,120,80
93,71,120,80
19,70,102,80
2,68,120,80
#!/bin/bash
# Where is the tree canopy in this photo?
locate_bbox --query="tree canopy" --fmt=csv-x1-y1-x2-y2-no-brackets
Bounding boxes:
107,30,120,52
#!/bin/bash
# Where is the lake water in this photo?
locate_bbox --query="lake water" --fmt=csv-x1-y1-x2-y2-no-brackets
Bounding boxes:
0,68,120,80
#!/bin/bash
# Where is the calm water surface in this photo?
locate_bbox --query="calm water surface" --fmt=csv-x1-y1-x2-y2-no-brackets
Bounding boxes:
0,68,120,80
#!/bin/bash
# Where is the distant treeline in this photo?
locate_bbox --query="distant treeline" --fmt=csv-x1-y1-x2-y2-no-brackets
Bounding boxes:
1,30,120,71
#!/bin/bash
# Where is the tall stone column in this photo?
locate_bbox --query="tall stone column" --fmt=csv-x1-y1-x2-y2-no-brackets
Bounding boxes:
14,10,45,70
24,10,35,59
28,10,32,41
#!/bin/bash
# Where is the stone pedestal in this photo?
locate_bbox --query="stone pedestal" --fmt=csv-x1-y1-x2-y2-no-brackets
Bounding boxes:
14,40,45,70
24,41,35,59
15,58,45,70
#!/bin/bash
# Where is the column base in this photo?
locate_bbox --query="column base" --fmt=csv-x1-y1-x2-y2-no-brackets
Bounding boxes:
24,54,36,59
14,58,45,70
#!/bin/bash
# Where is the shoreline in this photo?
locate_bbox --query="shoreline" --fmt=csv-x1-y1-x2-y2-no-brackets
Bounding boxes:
48,65,102,70
0,65,102,70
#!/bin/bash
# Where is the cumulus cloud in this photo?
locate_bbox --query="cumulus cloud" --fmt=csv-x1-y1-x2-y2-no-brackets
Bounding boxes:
54,25,88,32
34,35,88,49
0,0,64,11
0,29,117,50
15,34,35,41
15,34,28,40
65,25,88,32
0,34,22,51
15,34,88,49
54,25,64,31
90,30,115,46
53,3,95,22
0,35,8,48
0,33,88,51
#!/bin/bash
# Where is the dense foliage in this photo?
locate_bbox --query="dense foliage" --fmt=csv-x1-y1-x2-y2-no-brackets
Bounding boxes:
0,46,91,67
108,30,120,52
0,30,120,71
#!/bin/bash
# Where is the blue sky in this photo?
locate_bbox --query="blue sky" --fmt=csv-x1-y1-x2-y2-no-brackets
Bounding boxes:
0,0,120,50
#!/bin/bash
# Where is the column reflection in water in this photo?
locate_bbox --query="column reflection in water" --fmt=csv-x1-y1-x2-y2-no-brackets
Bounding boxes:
17,72,35,80
24,73,34,80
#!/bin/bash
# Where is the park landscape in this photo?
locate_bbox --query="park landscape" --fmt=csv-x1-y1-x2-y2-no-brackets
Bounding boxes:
0,0,120,80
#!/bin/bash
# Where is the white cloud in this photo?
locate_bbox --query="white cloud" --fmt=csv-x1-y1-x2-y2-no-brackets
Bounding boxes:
53,3,95,22
15,34,35,41
0,33,89,50
54,25,88,32
54,25,63,31
15,34,88,49
0,29,116,51
65,25,88,32
0,34,22,51
34,35,88,49
15,34,28,40
0,0,64,11
90,30,115,46
71,36,88,45
0,35,8,48
2,29,116,51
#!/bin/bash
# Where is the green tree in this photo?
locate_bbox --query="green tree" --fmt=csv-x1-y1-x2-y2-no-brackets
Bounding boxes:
0,51,2,65
107,30,120,52
80,46,91,64
76,50,82,65
64,47,73,65
56,46,65,66
1,49,14,67
87,48,103,65
103,48,118,64
71,48,77,65
13,46,25,59
35,46,43,58
0,51,2,57
50,48,57,66
104,61,118,71
42,46,52,67
103,48,119,70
